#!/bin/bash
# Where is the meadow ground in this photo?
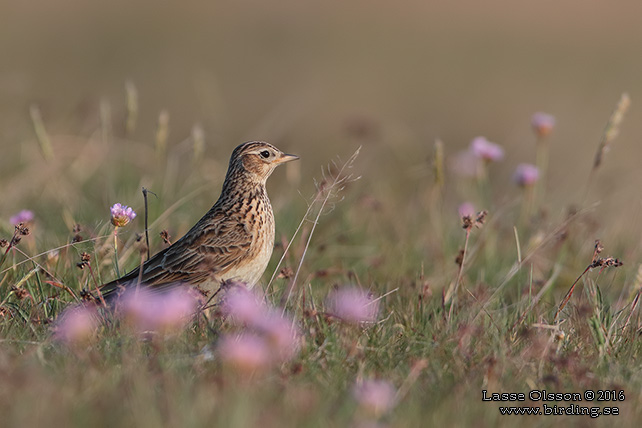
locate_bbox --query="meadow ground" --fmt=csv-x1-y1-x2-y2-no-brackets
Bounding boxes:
1,94,641,427
3,2,642,427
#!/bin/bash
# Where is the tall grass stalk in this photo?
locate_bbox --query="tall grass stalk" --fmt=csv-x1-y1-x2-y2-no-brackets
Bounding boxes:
584,93,630,204
534,136,549,208
125,80,138,136
447,227,471,322
29,105,54,161
155,110,170,165
113,226,120,277
276,147,361,309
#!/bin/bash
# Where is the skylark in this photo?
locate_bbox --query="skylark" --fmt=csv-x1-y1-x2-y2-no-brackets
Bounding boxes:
101,141,298,300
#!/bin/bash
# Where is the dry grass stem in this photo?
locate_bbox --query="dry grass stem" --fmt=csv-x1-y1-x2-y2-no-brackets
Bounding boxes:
280,147,361,308
554,240,622,322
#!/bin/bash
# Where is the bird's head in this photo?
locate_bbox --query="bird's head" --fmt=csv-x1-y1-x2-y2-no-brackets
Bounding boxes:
228,141,299,184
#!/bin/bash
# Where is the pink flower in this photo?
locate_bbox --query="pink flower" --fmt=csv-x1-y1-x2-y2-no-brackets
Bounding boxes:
458,202,476,218
222,284,269,326
531,112,555,138
352,379,397,416
470,137,504,162
218,333,273,374
223,285,301,362
119,287,199,332
259,311,301,361
54,305,100,345
327,287,379,324
513,163,540,187
110,203,136,227
10,210,34,226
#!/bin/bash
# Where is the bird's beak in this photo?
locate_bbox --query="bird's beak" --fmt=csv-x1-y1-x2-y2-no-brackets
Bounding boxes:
276,153,299,164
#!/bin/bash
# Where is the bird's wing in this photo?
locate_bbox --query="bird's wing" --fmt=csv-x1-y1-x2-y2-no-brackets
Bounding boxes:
100,207,253,298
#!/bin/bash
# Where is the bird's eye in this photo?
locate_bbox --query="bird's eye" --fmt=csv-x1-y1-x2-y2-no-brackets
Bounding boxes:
259,150,271,159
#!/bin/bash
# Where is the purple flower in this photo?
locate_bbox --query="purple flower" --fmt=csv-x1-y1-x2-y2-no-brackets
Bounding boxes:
119,287,200,332
531,112,555,138
458,202,476,218
218,333,273,374
513,163,540,187
470,137,504,162
352,379,397,416
259,311,301,361
327,287,379,324
54,305,100,345
222,284,301,362
110,203,136,227
10,210,34,226
222,284,269,326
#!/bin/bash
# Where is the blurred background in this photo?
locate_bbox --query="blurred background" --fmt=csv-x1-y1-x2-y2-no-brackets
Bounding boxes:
1,0,642,243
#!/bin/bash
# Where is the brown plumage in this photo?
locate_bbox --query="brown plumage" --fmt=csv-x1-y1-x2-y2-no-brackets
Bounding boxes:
101,141,298,300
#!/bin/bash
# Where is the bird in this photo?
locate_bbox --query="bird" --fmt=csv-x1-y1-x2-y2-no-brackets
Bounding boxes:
100,141,298,302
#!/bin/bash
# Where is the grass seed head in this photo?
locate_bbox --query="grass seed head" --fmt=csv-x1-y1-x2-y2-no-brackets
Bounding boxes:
15,222,30,237
160,229,172,245
462,210,487,230
475,210,487,226
455,249,465,266
77,252,91,269
277,267,294,279
594,239,604,254
590,257,623,269
11,286,30,300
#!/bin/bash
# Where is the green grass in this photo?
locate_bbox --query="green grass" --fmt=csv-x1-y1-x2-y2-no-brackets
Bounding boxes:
1,91,642,428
